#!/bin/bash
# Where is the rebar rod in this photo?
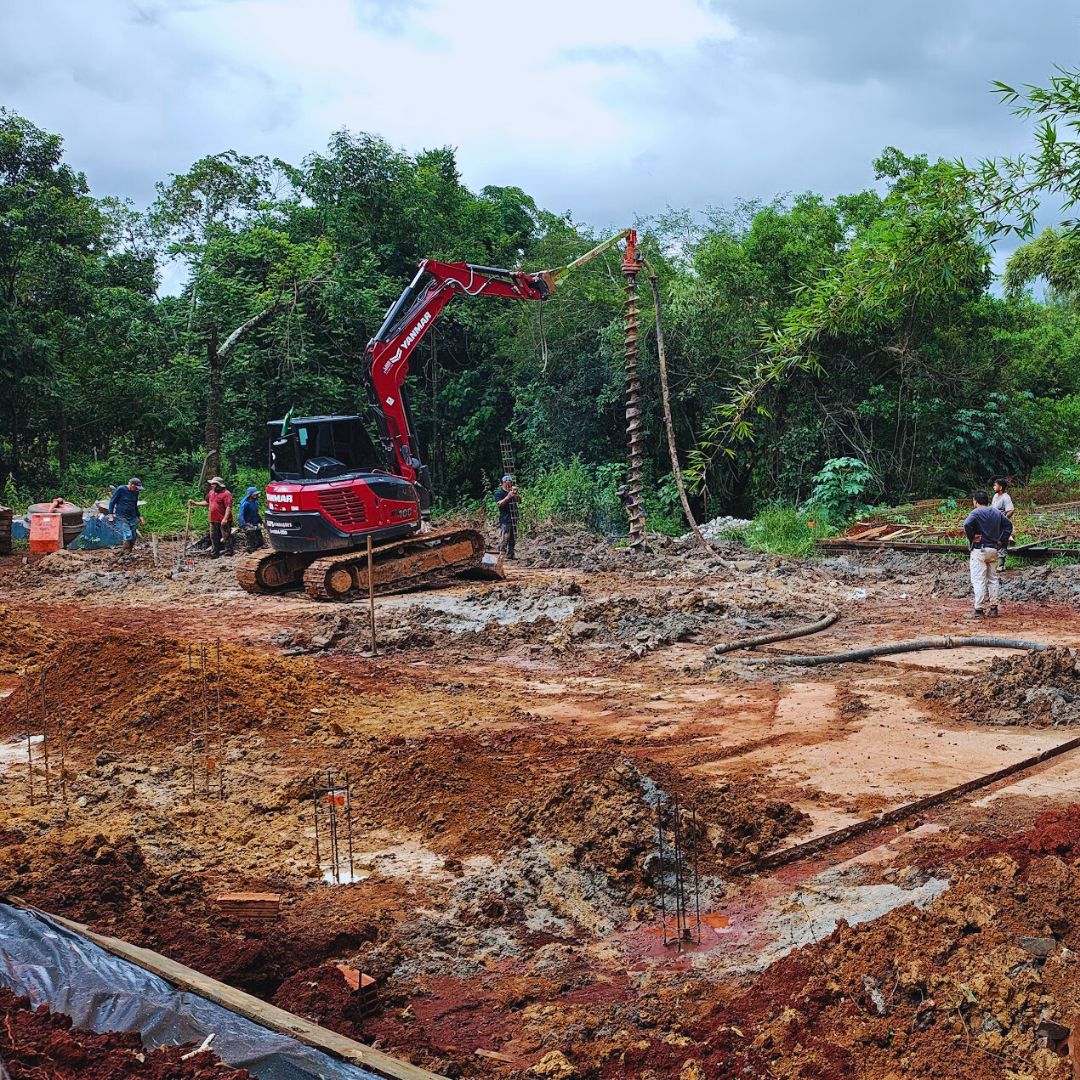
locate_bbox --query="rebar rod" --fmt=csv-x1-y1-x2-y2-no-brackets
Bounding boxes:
672,799,687,946
691,805,702,943
366,536,377,655
187,645,196,798
199,642,212,796
313,773,321,874
327,769,339,883
656,801,668,946
38,668,50,802
24,679,34,806
345,772,354,882
53,670,68,810
214,639,224,800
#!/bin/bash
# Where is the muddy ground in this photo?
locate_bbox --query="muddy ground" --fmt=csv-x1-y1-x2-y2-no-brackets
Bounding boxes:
0,986,253,1078
6,527,1080,1077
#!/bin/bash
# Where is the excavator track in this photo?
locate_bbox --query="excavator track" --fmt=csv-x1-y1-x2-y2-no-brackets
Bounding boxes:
303,527,486,601
236,550,314,595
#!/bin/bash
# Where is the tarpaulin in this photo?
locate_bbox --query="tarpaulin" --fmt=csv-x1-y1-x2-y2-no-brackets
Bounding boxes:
0,903,382,1080
69,514,126,549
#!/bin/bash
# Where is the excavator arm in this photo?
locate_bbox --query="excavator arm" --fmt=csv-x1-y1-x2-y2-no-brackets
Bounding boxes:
364,230,634,506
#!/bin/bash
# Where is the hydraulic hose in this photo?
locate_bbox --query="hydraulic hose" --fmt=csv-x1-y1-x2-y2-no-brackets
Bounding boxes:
709,612,839,657
747,635,1047,667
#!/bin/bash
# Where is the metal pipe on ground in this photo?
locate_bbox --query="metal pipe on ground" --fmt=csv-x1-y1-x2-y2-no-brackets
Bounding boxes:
746,635,1047,667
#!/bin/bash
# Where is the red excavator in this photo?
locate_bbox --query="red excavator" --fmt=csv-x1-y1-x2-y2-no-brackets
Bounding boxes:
238,229,636,600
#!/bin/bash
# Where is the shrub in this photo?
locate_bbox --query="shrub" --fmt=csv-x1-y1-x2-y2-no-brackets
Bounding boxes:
809,457,875,523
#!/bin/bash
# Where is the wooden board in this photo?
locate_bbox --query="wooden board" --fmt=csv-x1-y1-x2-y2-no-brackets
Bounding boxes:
3,897,445,1080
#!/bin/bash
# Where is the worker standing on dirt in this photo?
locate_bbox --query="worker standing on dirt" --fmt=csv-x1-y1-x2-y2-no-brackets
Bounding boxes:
107,477,145,556
964,490,1013,619
992,478,1015,571
189,477,234,558
494,475,520,560
238,486,264,553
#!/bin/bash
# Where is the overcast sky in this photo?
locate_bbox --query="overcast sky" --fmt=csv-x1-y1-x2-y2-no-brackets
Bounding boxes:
3,0,1077,235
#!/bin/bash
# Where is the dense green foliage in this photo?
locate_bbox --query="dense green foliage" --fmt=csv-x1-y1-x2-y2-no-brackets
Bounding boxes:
8,66,1080,532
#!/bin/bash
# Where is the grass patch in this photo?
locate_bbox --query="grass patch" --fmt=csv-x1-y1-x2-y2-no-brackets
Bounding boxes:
733,507,836,557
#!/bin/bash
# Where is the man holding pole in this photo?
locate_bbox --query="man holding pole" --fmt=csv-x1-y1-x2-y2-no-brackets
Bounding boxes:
493,475,520,560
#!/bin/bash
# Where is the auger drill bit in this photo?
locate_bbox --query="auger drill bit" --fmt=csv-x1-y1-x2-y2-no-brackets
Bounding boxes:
622,232,647,548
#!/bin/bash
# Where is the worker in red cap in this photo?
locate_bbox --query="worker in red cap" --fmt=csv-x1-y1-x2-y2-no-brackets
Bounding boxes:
189,476,234,558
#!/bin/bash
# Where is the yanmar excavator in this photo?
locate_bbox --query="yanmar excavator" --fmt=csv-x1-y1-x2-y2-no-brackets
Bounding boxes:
237,229,637,600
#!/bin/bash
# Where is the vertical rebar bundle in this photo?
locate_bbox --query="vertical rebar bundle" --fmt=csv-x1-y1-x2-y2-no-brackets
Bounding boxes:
313,769,356,884
656,797,702,951
622,249,647,548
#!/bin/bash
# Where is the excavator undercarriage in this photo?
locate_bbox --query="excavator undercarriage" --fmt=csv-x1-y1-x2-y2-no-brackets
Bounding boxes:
236,526,496,601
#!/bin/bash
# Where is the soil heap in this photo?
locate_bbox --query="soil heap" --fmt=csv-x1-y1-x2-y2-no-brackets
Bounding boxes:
928,646,1080,727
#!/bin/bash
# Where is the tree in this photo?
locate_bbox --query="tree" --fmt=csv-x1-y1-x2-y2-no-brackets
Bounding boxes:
0,109,107,485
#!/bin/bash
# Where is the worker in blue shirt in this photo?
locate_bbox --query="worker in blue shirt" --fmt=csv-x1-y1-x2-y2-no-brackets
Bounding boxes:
238,486,265,553
963,490,1013,619
107,477,145,555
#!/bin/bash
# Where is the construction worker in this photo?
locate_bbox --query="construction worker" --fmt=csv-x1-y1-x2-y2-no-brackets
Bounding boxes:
493,475,520,559
107,477,145,555
991,478,1015,570
963,490,1013,619
238,486,265,553
189,477,234,558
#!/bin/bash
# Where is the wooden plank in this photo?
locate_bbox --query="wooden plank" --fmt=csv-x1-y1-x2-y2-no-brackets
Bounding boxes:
732,730,1080,876
3,897,445,1080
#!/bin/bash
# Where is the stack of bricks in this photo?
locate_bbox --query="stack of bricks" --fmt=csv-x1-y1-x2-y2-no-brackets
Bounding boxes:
214,892,281,924
0,507,11,556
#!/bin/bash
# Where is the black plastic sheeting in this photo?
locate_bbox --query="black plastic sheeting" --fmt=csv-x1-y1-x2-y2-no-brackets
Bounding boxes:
0,903,382,1080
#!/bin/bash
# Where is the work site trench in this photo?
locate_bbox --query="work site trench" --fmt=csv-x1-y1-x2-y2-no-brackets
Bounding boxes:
9,532,1080,1078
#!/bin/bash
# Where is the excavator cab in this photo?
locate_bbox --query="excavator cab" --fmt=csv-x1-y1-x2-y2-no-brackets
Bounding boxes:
268,415,383,483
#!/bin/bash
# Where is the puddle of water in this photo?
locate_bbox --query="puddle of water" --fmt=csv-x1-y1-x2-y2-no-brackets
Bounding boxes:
320,867,370,885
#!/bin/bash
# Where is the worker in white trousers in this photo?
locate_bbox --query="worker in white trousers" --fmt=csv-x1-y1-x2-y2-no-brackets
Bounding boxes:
962,490,1014,618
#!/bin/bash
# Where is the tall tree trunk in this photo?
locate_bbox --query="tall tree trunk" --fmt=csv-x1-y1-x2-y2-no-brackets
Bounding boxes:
204,323,221,482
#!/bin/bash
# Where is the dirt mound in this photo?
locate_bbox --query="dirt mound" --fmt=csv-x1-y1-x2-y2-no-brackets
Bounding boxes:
941,646,1080,724
356,737,807,898
966,805,1080,870
0,630,360,745
927,646,1080,726
0,832,185,936
0,987,255,1078
271,961,361,1034
0,605,64,673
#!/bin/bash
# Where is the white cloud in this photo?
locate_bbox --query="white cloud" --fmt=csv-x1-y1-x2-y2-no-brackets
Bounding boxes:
0,0,1074,237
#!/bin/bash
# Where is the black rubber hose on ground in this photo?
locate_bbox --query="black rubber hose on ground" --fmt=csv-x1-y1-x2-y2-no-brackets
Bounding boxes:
709,611,840,657
746,635,1047,667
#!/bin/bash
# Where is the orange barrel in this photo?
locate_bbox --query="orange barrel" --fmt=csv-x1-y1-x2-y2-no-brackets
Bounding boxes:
28,512,63,553
28,501,84,548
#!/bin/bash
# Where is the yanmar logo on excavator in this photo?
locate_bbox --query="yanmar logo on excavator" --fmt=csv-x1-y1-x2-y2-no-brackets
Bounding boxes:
382,311,431,373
